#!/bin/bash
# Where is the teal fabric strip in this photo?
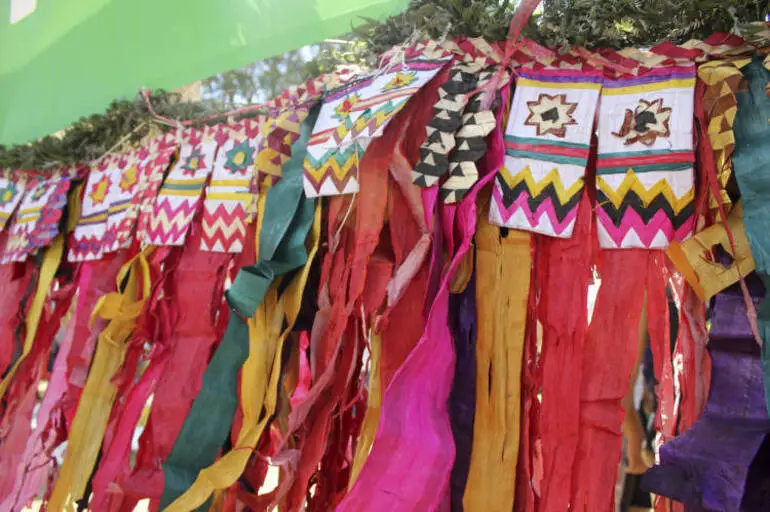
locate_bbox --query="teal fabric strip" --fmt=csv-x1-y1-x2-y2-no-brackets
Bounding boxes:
162,183,206,191
505,149,587,166
160,103,319,510
595,162,692,175
504,135,589,149
731,57,770,418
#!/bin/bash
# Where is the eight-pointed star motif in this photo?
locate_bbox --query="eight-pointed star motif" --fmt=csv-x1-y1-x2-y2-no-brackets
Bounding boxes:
613,98,672,146
525,93,578,138
89,174,111,206
180,147,207,177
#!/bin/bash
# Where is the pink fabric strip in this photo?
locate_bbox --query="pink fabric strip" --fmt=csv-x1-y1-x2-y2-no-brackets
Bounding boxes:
4,261,94,510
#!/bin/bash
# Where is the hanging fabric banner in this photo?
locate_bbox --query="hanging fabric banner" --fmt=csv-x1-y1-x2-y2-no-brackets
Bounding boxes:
145,126,218,246
0,170,27,231
69,152,134,261
303,48,449,197
2,171,73,263
201,118,263,253
132,135,178,244
489,66,601,238
255,75,334,188
595,65,696,249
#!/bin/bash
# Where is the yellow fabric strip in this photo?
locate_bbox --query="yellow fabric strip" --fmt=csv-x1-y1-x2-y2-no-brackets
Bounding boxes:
0,234,64,403
164,177,208,187
462,196,531,511
164,202,321,512
159,189,204,198
209,179,250,187
47,248,153,511
205,192,251,202
348,330,382,489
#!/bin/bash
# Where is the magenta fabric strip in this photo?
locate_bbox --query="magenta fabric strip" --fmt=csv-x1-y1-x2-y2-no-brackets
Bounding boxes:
4,263,91,508
4,261,94,510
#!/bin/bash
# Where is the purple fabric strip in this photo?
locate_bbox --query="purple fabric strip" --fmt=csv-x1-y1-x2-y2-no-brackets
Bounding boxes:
448,275,477,511
643,291,770,511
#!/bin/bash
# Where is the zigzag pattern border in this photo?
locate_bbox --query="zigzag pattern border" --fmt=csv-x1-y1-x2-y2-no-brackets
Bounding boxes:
144,197,199,247
491,177,581,237
303,145,360,197
596,206,695,249
200,202,248,253
595,168,695,248
495,165,584,222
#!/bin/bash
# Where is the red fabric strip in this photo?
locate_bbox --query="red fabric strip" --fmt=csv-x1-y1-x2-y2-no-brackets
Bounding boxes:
647,254,676,443
571,250,650,511
0,262,77,506
0,254,35,375
515,245,541,512
596,152,696,169
537,193,594,512
117,236,230,511
506,140,591,160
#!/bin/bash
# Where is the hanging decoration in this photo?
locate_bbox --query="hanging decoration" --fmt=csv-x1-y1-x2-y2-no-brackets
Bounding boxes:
303,45,450,197
595,65,697,249
490,65,601,237
144,126,218,246
201,118,263,253
0,11,768,512
3,170,75,263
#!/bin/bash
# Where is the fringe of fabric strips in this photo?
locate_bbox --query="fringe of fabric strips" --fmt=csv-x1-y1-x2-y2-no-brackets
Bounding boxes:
0,17,769,512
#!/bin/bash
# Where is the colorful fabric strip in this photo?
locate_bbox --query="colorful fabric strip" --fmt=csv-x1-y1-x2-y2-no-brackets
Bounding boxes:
730,58,770,418
462,203,530,510
160,105,318,509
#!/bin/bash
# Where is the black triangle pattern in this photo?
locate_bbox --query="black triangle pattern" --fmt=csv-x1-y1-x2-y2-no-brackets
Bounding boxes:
597,189,695,229
441,67,500,204
412,61,481,188
495,173,584,223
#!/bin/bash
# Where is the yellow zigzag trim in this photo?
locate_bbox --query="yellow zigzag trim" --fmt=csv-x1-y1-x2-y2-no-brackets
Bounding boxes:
148,208,194,234
597,169,694,214
303,153,359,185
498,165,584,206
202,217,246,239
